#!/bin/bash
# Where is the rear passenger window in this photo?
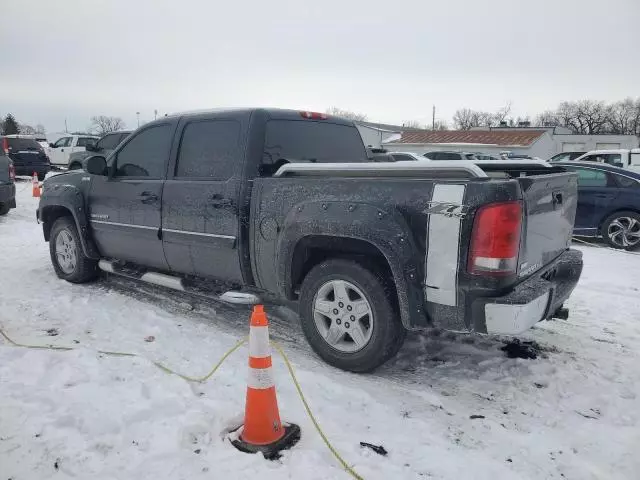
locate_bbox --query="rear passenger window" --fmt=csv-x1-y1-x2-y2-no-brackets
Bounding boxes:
176,120,241,179
76,137,96,147
262,120,367,173
438,152,461,160
614,174,640,189
391,154,416,162
96,134,121,150
114,124,173,178
572,168,608,187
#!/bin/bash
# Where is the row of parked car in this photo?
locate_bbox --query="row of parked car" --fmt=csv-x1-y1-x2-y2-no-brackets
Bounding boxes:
386,149,640,250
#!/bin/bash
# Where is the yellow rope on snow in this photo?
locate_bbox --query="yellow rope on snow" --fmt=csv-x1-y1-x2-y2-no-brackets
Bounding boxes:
0,328,363,479
272,341,364,480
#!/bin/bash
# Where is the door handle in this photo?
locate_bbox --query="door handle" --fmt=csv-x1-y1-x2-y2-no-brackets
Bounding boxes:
139,191,159,204
209,193,233,208
552,192,563,207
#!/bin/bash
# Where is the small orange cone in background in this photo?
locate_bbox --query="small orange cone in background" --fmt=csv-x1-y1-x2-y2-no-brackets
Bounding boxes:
32,172,41,198
230,305,300,459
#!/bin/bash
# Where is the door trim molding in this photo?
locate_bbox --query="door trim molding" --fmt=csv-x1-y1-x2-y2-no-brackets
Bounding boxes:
90,219,157,230
163,228,236,240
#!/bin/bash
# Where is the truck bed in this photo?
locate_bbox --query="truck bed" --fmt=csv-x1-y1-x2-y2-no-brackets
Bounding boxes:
252,161,578,333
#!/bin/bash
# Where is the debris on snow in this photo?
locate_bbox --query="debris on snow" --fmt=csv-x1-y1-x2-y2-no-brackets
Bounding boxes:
500,338,540,359
360,442,388,456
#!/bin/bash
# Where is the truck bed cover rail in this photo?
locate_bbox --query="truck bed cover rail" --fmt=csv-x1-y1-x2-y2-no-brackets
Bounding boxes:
274,160,555,179
274,160,488,178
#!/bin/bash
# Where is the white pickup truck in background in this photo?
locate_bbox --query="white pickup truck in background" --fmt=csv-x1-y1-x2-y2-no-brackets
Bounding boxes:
48,134,99,167
573,149,640,171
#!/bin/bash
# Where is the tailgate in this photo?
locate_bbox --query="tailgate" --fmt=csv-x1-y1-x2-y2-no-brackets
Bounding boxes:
517,172,578,279
10,150,48,166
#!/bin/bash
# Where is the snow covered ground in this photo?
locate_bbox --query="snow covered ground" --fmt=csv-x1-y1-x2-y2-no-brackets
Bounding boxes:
1,178,639,480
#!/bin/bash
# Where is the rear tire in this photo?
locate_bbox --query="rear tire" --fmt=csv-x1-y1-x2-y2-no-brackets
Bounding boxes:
37,172,46,181
602,211,640,251
49,216,99,283
0,203,10,216
299,259,406,372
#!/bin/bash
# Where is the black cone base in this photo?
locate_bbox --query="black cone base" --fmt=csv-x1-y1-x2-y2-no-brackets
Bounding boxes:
231,423,301,460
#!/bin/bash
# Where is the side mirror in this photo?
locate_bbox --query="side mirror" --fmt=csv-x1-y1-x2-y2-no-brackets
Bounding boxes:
49,143,55,148
84,155,107,175
85,142,97,152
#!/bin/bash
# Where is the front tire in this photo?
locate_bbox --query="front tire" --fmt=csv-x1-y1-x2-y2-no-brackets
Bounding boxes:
0,203,10,216
37,172,46,181
602,211,640,250
299,259,406,372
68,163,81,170
49,217,99,283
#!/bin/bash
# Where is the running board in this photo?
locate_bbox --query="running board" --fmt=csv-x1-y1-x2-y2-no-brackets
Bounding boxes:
98,260,259,304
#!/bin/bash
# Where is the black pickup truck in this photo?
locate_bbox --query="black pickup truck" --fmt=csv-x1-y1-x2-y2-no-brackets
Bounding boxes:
37,108,583,372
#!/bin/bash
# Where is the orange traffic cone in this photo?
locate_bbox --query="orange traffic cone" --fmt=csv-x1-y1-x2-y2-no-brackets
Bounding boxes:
32,172,41,198
231,305,300,459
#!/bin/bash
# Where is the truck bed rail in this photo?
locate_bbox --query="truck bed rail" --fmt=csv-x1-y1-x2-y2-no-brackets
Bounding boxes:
273,160,555,179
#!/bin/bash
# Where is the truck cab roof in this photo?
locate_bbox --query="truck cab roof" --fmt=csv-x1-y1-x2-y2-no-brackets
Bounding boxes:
162,108,356,126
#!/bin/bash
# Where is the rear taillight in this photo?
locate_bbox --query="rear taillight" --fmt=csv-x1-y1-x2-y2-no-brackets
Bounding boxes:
8,163,16,181
300,111,328,120
2,137,8,155
468,201,522,276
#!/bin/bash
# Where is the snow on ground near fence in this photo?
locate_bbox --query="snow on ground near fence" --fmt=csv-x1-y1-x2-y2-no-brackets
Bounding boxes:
1,178,639,480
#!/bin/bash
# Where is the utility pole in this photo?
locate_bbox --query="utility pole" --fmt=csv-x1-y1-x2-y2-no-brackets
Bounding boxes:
154,109,158,120
136,112,140,128
64,118,68,133
432,105,435,130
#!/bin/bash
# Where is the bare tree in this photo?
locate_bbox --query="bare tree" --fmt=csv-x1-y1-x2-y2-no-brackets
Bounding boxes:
454,98,640,135
607,98,640,135
534,110,561,127
90,115,126,135
402,120,423,129
325,107,368,122
453,104,511,130
433,119,449,130
452,108,477,130
19,123,37,134
493,101,512,124
575,100,611,134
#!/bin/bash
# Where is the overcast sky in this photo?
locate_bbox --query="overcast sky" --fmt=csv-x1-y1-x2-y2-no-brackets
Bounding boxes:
2,0,639,134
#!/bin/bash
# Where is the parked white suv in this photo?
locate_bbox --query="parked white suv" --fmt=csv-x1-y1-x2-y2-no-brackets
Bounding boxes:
573,149,640,172
48,134,99,167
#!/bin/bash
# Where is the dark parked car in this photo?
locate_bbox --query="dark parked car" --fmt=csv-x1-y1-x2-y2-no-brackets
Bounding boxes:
38,108,583,372
550,152,586,162
557,162,640,250
67,131,131,170
0,146,16,215
1,136,50,180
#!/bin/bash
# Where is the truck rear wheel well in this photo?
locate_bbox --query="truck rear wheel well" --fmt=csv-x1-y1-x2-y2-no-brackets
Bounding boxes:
41,206,74,241
290,236,398,310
